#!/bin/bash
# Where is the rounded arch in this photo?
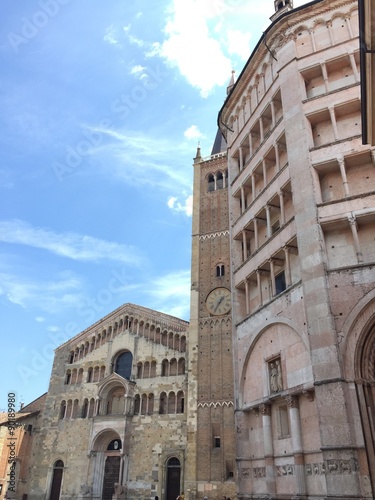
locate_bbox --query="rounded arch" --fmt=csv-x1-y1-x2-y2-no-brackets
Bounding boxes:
91,428,122,452
239,320,313,406
165,456,181,500
113,350,133,380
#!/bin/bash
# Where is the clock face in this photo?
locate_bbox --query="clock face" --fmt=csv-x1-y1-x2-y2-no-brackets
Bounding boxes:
206,287,231,316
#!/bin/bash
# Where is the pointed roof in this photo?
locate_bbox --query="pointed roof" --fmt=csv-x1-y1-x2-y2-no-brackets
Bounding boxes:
227,70,236,95
211,128,227,155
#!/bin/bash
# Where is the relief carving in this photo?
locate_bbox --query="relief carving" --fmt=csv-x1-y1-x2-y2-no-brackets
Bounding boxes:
253,467,266,478
241,467,251,478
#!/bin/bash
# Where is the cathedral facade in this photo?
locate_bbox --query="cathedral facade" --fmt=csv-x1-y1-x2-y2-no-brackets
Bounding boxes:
1,1,375,499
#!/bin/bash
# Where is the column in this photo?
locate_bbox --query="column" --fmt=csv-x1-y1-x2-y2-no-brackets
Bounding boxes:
242,230,248,262
262,160,267,189
245,279,250,315
327,20,334,46
251,174,256,202
269,259,276,297
345,15,354,39
249,132,253,157
214,173,217,191
270,99,276,127
349,52,359,82
321,62,329,93
266,205,272,238
328,106,339,141
259,404,276,495
286,396,306,496
256,270,263,307
239,146,244,171
308,27,316,52
283,246,292,287
253,218,259,251
241,186,246,214
338,157,350,197
348,216,364,263
278,190,285,225
274,142,280,172
259,116,264,143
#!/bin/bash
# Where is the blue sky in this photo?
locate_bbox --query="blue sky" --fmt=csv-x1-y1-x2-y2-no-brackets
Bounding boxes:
0,0,306,410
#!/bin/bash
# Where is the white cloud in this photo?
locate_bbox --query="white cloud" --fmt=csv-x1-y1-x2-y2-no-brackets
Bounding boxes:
0,271,85,313
167,195,193,217
0,219,143,265
148,269,191,320
152,0,233,97
226,29,252,60
184,125,204,140
35,316,45,322
90,128,193,193
104,25,120,46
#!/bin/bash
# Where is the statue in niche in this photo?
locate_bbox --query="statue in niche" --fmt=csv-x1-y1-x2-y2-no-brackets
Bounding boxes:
269,359,283,393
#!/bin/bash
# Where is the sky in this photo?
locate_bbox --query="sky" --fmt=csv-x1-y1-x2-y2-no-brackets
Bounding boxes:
0,0,307,411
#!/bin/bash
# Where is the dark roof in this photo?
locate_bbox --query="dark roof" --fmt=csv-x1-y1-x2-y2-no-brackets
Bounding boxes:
211,128,227,155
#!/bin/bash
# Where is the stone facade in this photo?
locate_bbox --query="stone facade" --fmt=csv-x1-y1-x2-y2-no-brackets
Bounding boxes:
218,0,375,498
27,304,189,500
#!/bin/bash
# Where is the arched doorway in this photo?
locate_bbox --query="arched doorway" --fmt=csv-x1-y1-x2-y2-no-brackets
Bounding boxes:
49,460,64,500
166,457,181,500
356,328,375,493
101,439,122,500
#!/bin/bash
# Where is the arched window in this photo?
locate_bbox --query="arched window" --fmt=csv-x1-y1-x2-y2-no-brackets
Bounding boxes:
49,460,64,500
148,394,154,415
178,358,185,375
114,351,133,380
161,359,169,377
59,401,66,420
216,264,225,277
170,358,177,376
88,398,95,418
208,174,215,192
177,391,185,413
141,394,147,415
82,399,89,418
65,370,71,385
217,171,224,189
159,392,167,414
87,367,93,383
134,394,140,415
168,392,176,414
77,368,83,384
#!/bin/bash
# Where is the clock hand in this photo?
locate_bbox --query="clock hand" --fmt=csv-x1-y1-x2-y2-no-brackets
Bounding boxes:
214,296,224,311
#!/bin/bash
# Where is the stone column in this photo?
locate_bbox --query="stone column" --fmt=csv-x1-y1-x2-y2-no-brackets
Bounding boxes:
327,21,334,46
266,205,272,238
259,404,276,495
256,270,263,307
259,116,264,143
253,218,259,251
249,132,253,157
348,216,364,263
245,279,250,315
262,160,267,189
274,141,280,172
321,62,329,93
269,259,276,297
251,174,256,202
241,186,246,214
309,28,317,52
283,246,292,287
328,106,339,141
270,99,276,127
338,157,350,197
239,146,243,171
349,52,359,81
242,230,248,262
278,190,285,226
286,396,306,496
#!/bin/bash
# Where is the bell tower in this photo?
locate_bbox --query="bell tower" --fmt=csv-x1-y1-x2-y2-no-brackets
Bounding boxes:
270,0,294,21
185,125,236,500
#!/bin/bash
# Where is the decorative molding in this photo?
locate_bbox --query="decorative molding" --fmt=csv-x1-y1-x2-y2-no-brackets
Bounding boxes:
197,400,234,409
199,231,229,241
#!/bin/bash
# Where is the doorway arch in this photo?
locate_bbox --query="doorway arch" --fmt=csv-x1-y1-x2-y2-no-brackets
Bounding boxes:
166,457,181,500
49,460,64,500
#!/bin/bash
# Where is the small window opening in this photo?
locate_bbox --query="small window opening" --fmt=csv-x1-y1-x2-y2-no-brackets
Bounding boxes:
275,271,286,295
214,436,221,448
